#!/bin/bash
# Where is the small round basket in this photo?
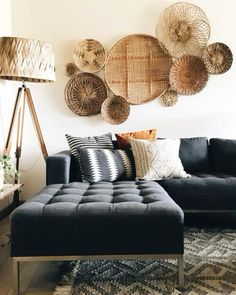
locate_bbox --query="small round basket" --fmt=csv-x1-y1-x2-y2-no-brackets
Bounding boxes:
65,63,79,77
161,89,178,106
65,73,107,116
169,55,208,95
73,39,106,73
101,95,130,125
202,42,233,74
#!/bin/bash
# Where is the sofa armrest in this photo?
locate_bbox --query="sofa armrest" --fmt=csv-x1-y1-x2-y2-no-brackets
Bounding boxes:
46,151,72,185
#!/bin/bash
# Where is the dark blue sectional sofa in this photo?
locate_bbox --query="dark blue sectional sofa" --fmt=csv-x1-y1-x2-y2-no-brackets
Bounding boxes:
46,137,236,219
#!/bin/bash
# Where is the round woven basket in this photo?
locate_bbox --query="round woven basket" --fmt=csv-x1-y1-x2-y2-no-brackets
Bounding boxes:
202,42,233,74
169,55,208,95
65,73,107,116
65,63,79,77
105,34,172,105
73,39,106,73
161,89,178,106
101,95,130,125
156,2,210,58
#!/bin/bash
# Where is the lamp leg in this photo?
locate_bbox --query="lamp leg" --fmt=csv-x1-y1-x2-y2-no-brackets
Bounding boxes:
15,91,26,182
25,88,48,159
4,87,24,156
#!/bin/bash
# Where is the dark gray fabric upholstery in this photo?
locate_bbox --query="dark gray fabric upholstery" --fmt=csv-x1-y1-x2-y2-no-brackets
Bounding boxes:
158,173,236,210
210,138,236,174
179,137,210,173
10,181,184,257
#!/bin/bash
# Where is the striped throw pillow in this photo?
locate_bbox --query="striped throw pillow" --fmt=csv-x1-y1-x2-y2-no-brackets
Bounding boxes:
65,133,114,160
77,148,135,182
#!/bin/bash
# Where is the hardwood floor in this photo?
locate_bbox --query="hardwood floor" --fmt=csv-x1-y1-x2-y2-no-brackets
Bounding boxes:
0,217,63,295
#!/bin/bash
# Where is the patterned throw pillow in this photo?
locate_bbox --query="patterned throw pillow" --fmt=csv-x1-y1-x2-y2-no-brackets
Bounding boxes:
130,138,190,180
115,129,157,149
65,133,114,159
77,148,135,183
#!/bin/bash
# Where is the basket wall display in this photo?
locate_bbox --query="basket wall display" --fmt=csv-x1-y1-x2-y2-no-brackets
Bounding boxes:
202,42,233,74
169,55,208,95
73,39,106,73
101,95,130,125
156,2,210,58
64,73,107,116
105,34,172,105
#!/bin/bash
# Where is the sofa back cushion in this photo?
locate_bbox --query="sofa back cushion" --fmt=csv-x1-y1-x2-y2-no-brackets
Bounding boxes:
210,138,236,174
179,137,210,173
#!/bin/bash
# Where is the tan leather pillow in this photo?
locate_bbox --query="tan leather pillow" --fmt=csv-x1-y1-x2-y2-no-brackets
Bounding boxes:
115,129,157,149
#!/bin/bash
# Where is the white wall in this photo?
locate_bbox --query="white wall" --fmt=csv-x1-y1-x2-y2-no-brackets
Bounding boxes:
7,0,236,199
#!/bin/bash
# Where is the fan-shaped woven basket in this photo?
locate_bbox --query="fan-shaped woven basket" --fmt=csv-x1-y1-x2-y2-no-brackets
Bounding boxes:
105,34,172,105
161,89,178,106
169,55,208,95
156,2,210,58
101,95,130,125
65,73,107,116
202,42,233,74
73,39,106,73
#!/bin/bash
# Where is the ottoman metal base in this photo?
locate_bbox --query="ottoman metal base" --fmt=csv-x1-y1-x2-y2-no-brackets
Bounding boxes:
13,253,184,295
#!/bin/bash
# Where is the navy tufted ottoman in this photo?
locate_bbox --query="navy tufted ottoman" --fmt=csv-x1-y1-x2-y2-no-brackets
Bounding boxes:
10,181,184,294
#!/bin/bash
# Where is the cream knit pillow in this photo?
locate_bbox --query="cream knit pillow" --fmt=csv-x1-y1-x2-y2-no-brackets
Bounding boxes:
130,138,190,180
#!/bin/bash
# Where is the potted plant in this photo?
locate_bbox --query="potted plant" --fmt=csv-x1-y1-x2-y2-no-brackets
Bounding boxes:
0,154,18,192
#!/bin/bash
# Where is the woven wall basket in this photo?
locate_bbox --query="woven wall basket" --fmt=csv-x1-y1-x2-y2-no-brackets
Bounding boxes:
161,89,178,106
202,42,233,75
64,73,107,116
73,39,106,73
65,63,79,77
169,55,208,95
156,2,210,58
101,95,130,125
105,34,172,105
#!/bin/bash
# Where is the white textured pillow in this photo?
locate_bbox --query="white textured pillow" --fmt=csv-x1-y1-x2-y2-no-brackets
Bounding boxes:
130,138,190,180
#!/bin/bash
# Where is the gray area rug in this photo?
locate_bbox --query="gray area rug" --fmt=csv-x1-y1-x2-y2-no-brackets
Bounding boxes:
54,229,236,295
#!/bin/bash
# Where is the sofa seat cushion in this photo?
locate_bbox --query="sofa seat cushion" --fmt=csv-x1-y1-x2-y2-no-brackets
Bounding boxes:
10,181,183,257
158,173,236,210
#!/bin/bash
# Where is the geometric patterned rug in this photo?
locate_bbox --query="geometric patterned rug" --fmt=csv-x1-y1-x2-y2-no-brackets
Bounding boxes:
54,228,236,295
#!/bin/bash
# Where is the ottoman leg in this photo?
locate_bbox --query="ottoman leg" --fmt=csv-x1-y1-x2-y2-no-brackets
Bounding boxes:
13,259,20,295
178,255,184,289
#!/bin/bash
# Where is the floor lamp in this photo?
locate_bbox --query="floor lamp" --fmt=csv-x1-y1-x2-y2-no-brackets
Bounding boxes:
0,36,55,178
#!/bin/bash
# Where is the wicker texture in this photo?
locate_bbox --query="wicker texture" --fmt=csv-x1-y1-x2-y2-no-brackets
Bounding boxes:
202,42,233,74
156,2,210,58
105,34,172,105
65,73,107,116
161,89,178,106
101,95,130,125
0,37,55,82
73,39,106,73
65,63,79,77
169,55,208,95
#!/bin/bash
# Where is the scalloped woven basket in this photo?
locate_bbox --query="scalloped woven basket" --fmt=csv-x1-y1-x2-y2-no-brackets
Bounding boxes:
101,95,130,125
65,73,107,116
202,42,233,74
105,34,172,105
169,55,208,95
73,39,106,73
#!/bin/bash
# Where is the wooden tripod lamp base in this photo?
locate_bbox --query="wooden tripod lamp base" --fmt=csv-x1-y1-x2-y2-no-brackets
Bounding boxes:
4,83,48,173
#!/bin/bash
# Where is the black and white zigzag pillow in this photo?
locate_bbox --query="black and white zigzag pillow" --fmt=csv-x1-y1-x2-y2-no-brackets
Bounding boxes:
77,148,135,182
65,133,114,159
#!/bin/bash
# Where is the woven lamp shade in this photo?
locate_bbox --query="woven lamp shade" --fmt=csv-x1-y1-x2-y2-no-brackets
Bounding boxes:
0,37,55,82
